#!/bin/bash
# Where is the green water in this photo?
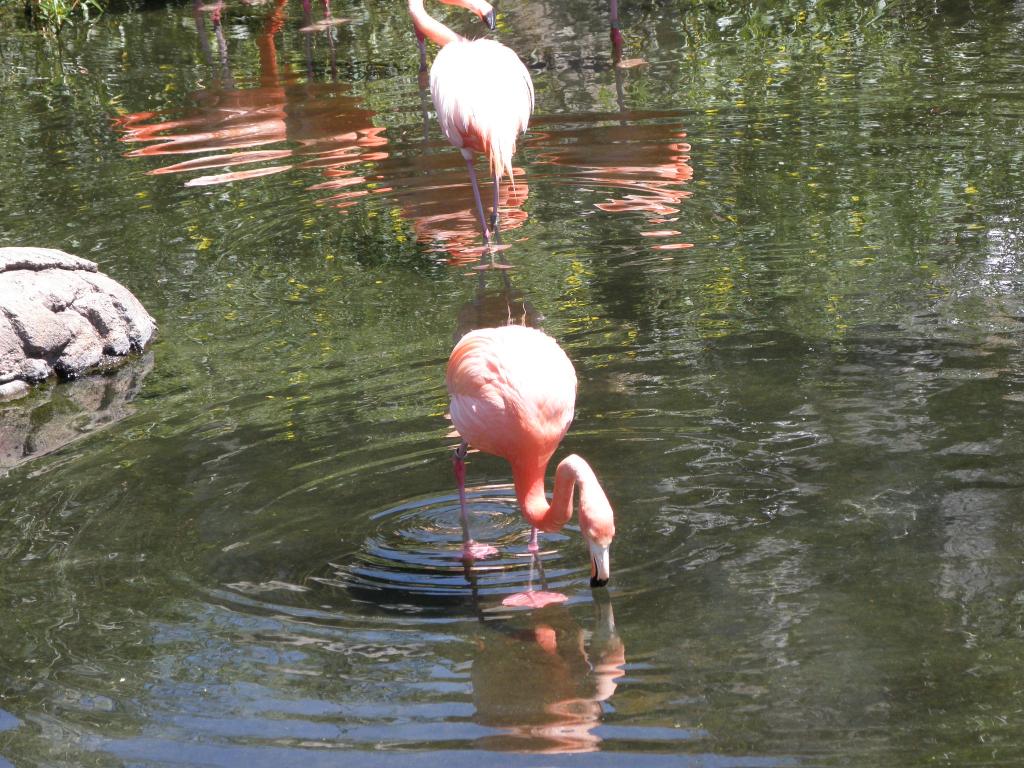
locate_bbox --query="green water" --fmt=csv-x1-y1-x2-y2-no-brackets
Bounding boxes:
2,1,1024,765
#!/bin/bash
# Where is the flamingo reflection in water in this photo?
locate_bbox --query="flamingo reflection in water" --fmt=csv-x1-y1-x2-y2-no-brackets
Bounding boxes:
471,590,626,753
368,105,531,265
115,0,387,195
455,539,626,753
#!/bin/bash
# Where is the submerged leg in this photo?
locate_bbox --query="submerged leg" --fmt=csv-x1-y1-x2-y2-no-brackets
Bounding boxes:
489,169,501,243
453,441,497,560
464,155,492,244
416,30,428,73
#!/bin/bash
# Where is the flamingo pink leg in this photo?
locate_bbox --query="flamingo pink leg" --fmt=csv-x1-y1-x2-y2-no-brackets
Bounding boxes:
528,527,539,553
464,156,493,244
416,30,428,72
453,442,498,560
489,168,501,241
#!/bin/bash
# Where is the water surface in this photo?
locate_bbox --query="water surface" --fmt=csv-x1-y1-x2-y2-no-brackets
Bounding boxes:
2,0,1024,765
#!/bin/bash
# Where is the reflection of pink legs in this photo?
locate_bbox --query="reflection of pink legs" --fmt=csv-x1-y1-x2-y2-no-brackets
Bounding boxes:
609,0,624,60
453,442,498,560
502,550,568,608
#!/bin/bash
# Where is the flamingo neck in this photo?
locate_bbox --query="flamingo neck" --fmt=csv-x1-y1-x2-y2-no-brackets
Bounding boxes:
408,0,463,48
513,454,609,536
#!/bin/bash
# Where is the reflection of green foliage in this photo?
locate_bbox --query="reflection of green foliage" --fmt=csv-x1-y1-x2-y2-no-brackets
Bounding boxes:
680,0,897,42
16,0,104,34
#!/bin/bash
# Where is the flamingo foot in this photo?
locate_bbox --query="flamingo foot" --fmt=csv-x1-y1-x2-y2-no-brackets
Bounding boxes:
527,527,540,553
462,540,499,561
502,590,568,609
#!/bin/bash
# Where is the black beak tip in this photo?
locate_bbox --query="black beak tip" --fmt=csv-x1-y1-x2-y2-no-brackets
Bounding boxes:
590,576,609,589
484,9,496,30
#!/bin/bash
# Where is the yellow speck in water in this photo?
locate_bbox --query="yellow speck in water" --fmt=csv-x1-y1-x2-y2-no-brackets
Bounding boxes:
197,237,212,251
964,185,978,194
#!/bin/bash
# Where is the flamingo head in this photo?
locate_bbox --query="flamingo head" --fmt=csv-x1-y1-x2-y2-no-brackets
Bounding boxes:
579,478,615,589
441,0,495,29
587,538,611,589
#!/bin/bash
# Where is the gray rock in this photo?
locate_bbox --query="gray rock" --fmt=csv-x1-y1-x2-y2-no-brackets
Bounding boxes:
0,246,97,274
0,247,156,397
0,381,29,401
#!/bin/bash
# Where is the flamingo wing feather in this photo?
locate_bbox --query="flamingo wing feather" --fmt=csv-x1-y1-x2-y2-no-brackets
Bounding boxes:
447,326,575,462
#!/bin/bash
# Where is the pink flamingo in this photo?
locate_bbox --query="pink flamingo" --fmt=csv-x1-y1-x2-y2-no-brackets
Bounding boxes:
408,0,534,244
446,325,615,589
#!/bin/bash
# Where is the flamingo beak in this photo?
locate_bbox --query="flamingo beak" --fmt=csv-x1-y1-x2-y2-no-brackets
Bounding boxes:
483,8,496,30
588,541,611,588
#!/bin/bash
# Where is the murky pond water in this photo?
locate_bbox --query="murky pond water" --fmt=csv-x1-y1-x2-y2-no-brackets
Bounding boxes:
3,0,1024,765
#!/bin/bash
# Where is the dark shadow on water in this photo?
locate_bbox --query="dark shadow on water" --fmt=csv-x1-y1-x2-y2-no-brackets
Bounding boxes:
0,353,153,477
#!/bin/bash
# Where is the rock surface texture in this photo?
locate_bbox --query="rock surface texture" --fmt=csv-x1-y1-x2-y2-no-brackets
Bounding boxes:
0,247,156,398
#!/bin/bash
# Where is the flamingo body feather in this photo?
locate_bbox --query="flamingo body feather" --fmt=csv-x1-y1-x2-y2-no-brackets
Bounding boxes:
430,38,534,184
